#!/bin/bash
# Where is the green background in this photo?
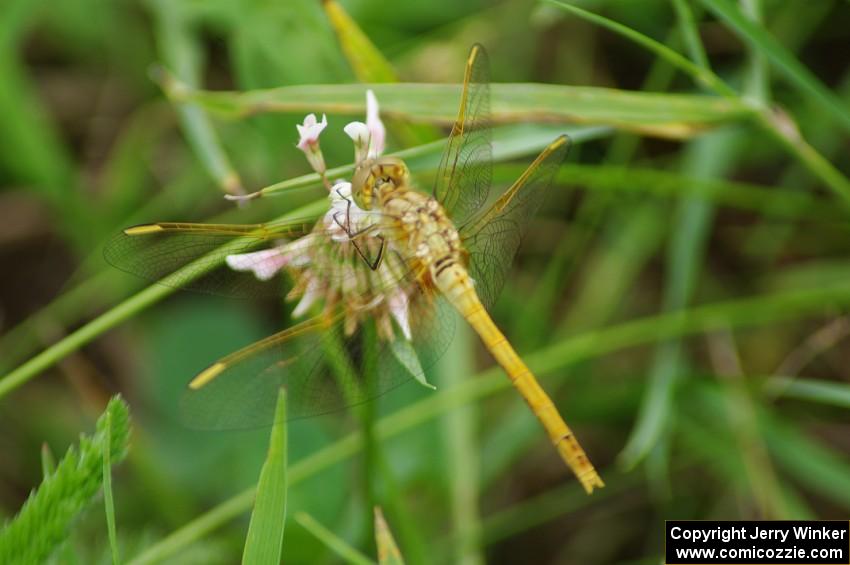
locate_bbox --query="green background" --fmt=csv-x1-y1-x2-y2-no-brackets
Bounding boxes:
1,0,850,563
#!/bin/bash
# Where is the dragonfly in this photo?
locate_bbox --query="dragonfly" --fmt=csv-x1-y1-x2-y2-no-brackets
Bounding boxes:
105,45,603,494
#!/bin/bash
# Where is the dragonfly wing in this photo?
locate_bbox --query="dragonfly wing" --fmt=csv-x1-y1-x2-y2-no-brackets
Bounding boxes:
433,44,492,227
179,287,455,430
103,221,314,298
460,136,571,309
103,217,417,299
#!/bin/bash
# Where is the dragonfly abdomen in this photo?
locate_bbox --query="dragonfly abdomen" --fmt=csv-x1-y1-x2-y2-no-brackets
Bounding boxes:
445,277,605,494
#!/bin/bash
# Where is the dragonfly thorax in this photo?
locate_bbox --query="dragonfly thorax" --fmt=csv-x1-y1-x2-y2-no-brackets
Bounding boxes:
351,156,410,210
377,187,467,292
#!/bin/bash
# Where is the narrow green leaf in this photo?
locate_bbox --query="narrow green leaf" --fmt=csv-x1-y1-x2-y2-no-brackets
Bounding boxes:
670,0,709,69
294,512,373,565
437,320,484,565
374,507,404,565
544,0,735,97
243,389,288,565
390,339,434,390
766,377,850,409
762,410,850,509
323,0,396,83
0,396,130,564
739,0,770,103
103,409,121,565
178,80,751,139
702,0,850,135
148,0,244,197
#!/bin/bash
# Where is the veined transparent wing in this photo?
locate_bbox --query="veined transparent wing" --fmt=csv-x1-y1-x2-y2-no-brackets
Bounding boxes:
179,287,456,429
433,44,492,228
460,135,571,309
104,221,313,297
103,217,416,299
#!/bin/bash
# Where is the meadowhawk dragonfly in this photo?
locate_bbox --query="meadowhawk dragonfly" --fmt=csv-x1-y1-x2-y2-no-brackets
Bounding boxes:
105,45,603,493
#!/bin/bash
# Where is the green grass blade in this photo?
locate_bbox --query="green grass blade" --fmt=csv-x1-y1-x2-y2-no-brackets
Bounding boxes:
438,321,483,565
294,512,374,565
103,408,122,565
148,0,244,197
177,80,751,139
739,0,770,103
243,389,288,565
670,0,709,68
323,0,396,83
543,0,735,97
765,377,850,409
374,507,404,565
0,396,130,564
761,408,850,509
702,0,850,135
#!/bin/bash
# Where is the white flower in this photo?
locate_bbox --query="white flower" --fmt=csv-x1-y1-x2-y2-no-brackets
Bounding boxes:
296,113,328,174
296,113,327,149
366,90,385,157
225,248,289,281
343,121,370,164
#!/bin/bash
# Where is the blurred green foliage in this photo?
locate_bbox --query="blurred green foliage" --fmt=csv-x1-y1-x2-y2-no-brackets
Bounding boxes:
1,0,850,563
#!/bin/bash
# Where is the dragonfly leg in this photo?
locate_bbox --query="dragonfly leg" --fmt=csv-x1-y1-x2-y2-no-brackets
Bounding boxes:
330,199,385,271
332,189,379,240
347,233,385,270
367,236,386,270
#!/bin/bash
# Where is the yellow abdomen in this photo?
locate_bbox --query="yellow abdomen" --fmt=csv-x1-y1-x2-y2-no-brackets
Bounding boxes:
437,263,604,494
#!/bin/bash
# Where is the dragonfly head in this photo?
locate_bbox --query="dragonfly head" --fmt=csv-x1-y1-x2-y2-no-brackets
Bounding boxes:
351,156,410,210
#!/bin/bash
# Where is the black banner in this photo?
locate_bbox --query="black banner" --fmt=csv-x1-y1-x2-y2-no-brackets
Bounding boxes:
666,521,849,564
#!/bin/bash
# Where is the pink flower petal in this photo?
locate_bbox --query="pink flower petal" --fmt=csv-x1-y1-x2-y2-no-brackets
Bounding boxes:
366,90,385,157
225,248,289,281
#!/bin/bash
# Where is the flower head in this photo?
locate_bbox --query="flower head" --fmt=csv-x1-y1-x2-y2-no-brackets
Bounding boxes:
296,113,328,174
227,91,416,341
